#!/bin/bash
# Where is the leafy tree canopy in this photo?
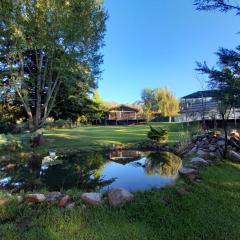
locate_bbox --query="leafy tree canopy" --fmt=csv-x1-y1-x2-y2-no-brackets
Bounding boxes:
0,0,107,130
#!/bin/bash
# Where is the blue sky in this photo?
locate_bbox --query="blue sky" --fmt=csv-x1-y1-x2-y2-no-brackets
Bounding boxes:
98,0,240,103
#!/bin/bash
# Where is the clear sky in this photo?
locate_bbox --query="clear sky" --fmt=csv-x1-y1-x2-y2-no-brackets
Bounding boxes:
99,0,240,103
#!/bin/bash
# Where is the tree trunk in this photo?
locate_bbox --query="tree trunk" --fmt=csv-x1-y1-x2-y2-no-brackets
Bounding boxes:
169,116,172,122
35,51,44,129
222,116,228,159
202,117,206,130
201,94,206,129
213,118,217,130
28,114,34,131
234,107,237,128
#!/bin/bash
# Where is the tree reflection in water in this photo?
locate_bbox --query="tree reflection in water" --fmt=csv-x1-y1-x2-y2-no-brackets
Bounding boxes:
0,152,112,192
145,151,182,177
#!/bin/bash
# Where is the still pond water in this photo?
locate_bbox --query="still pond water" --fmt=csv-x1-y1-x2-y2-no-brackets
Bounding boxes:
0,151,182,192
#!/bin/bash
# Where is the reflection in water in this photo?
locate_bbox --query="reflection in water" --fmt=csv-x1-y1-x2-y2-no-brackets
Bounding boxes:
42,153,111,190
145,152,182,177
0,150,182,192
100,151,182,191
0,153,110,191
109,150,144,163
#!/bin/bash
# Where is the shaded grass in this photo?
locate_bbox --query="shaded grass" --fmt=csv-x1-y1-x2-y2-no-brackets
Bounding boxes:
0,162,240,240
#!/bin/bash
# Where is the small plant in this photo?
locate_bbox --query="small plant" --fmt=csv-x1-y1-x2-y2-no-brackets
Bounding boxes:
188,122,203,137
174,131,191,154
147,125,168,143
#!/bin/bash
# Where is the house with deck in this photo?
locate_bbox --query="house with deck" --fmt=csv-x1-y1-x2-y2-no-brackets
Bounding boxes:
104,104,145,125
175,90,240,124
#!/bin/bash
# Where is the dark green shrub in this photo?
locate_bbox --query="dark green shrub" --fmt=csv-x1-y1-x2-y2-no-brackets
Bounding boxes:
54,119,67,128
147,125,168,143
44,119,66,130
0,121,15,134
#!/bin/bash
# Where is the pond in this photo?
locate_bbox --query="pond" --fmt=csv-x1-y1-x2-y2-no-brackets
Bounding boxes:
0,150,182,192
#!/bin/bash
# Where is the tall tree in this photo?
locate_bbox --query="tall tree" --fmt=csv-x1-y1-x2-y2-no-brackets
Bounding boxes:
196,47,240,157
194,0,240,157
0,0,107,130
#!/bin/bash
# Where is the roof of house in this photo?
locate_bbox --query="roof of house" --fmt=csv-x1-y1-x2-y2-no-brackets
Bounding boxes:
181,90,218,99
109,104,139,112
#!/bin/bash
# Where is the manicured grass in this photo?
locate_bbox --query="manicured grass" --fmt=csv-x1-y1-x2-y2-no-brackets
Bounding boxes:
43,122,191,152
0,122,198,155
0,161,240,239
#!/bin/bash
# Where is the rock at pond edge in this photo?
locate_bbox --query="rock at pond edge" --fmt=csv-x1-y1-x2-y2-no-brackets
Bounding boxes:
179,167,197,176
26,194,46,203
108,188,134,208
81,192,103,206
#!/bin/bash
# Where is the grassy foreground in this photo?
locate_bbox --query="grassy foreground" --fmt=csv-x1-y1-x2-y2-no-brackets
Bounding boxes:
0,162,240,240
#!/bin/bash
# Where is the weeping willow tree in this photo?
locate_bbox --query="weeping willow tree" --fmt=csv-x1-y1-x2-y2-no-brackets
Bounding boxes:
141,87,179,122
155,87,180,122
0,0,107,130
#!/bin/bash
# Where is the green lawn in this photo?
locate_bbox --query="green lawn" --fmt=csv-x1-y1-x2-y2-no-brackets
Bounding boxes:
43,122,191,152
0,162,240,240
0,122,197,155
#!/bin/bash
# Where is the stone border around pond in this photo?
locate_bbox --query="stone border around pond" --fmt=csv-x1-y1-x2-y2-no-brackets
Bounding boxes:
0,188,134,209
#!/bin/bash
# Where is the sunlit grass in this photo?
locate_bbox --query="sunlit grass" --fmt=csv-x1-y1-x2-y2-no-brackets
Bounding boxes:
0,122,194,155
42,122,188,152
